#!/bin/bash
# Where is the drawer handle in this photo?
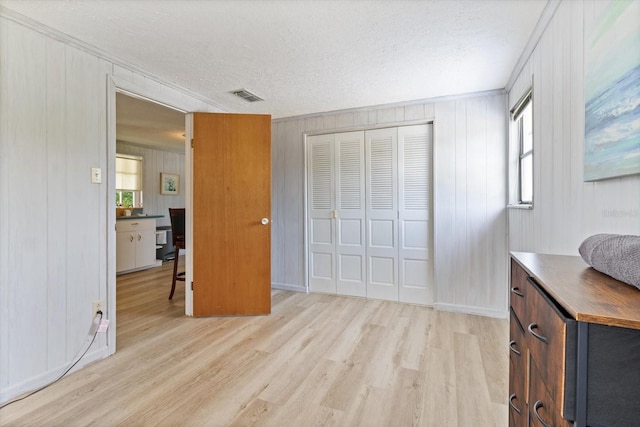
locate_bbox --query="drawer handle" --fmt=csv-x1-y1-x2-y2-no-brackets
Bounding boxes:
129,234,134,242
509,340,521,356
533,400,552,427
509,394,522,414
528,323,549,344
510,287,524,297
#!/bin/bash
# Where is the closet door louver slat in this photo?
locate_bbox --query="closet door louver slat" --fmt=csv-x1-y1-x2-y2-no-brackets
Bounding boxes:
368,136,395,211
402,134,429,211
311,142,333,210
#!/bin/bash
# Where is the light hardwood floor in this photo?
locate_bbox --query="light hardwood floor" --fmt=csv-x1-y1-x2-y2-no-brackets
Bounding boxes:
1,259,509,426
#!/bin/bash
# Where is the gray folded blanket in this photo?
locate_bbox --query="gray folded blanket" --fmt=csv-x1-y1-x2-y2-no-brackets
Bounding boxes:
579,234,640,290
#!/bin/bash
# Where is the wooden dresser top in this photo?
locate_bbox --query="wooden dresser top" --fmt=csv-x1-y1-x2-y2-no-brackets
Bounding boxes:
511,252,640,330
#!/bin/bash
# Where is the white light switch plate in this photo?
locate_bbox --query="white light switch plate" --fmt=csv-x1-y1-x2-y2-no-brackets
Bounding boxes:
91,167,102,184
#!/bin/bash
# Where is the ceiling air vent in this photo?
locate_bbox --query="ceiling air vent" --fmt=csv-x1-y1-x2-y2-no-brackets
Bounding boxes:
231,89,264,103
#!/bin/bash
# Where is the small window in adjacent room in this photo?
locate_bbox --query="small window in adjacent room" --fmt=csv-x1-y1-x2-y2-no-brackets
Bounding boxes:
115,154,143,207
511,90,533,206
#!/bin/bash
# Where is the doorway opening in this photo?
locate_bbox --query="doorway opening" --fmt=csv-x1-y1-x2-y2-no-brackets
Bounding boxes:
114,91,187,350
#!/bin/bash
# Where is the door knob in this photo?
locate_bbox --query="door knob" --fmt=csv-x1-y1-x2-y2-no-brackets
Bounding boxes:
261,218,270,225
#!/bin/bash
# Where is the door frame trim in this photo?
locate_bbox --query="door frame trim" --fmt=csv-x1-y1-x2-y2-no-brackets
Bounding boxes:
106,75,208,354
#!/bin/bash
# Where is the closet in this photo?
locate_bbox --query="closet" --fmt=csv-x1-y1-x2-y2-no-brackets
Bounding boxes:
307,124,433,305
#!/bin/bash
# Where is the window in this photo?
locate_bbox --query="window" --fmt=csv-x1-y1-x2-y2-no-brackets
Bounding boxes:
116,154,143,207
511,90,533,205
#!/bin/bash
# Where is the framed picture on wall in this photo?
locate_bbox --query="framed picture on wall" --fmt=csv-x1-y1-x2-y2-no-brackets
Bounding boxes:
584,0,640,181
160,173,180,195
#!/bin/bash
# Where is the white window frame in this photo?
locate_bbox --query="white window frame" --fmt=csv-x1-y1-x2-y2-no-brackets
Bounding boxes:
510,89,533,207
115,189,143,208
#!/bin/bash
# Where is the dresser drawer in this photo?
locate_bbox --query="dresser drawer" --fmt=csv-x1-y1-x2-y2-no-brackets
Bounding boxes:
509,309,526,367
509,366,527,427
510,259,528,325
526,278,576,420
510,252,640,426
509,311,527,427
529,360,572,427
116,218,156,232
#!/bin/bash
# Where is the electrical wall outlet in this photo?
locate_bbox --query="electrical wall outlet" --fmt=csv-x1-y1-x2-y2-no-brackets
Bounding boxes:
92,300,104,316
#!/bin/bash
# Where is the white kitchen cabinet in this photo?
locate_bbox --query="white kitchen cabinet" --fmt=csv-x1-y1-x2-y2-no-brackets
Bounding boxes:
116,219,157,273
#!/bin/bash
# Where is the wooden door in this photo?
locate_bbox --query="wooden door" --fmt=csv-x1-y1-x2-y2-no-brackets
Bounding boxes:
192,113,271,316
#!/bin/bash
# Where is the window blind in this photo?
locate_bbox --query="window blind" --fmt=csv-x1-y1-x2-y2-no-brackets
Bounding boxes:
115,155,142,191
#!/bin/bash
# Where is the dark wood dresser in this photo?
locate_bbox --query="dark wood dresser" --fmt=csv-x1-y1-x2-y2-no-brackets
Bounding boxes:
509,252,640,427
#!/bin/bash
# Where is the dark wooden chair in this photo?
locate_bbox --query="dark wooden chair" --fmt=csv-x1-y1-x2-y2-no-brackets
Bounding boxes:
168,208,185,300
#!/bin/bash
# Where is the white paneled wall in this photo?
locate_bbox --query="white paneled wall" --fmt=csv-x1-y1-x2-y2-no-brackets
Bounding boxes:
433,96,508,315
1,3,513,405
0,13,221,403
116,142,185,227
507,0,640,255
272,92,508,317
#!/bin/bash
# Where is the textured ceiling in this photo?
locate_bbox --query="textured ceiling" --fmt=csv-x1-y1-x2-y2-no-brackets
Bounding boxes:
1,0,548,120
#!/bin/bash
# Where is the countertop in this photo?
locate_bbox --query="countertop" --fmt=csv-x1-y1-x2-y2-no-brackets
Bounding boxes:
116,215,164,220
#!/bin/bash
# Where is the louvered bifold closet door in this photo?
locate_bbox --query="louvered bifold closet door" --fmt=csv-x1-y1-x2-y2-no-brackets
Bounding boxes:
335,131,366,297
365,127,399,301
308,134,337,294
398,125,433,305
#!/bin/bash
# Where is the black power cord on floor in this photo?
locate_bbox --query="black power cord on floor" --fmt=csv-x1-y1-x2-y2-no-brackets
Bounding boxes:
0,311,104,410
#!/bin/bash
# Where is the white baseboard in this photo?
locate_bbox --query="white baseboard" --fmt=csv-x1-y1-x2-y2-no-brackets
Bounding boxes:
434,302,508,319
0,345,110,405
269,285,507,319
271,282,308,293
